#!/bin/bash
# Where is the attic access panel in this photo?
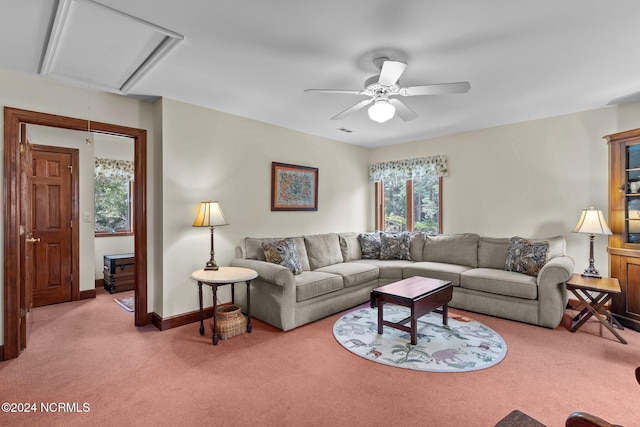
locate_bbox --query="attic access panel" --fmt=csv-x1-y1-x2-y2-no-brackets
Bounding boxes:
40,0,183,94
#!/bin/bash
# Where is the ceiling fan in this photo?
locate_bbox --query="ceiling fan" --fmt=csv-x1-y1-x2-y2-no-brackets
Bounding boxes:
304,57,470,123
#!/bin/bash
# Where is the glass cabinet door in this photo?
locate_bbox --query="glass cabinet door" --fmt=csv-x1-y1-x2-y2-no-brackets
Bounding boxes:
627,144,640,243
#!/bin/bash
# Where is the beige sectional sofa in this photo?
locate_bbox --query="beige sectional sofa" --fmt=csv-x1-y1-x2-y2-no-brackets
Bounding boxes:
229,232,575,331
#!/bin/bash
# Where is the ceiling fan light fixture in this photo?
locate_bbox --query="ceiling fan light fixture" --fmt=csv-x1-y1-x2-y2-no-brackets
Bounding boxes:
368,100,395,123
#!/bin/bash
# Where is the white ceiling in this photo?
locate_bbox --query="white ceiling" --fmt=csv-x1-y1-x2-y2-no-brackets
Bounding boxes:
2,0,640,148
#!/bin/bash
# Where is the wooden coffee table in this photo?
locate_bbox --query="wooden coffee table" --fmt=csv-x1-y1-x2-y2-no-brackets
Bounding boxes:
370,276,453,345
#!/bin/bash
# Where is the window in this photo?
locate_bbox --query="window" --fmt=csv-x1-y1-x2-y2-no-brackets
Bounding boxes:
94,158,134,236
371,156,447,234
376,176,442,234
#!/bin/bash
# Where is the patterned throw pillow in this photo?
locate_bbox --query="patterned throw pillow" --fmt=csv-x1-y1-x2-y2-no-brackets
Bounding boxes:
379,232,411,260
358,232,381,259
262,238,303,275
505,236,549,277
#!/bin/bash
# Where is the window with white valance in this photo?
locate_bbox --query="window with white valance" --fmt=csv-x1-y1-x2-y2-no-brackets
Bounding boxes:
371,155,446,234
369,155,448,184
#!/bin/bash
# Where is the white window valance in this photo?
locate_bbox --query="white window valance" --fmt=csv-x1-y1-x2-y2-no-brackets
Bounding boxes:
95,158,134,181
369,155,448,183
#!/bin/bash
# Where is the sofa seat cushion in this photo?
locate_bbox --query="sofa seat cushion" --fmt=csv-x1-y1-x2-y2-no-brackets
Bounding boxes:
314,262,379,288
460,268,538,300
294,271,344,302
352,259,411,280
402,262,472,286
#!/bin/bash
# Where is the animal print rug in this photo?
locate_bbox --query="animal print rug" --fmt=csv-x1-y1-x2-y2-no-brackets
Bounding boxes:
333,305,507,372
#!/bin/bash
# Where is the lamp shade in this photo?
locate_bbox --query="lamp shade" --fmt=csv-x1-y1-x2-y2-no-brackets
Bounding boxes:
572,207,612,235
368,100,395,123
192,201,228,227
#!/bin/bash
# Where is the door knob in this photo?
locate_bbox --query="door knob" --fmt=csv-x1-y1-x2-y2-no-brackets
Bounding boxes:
26,237,41,243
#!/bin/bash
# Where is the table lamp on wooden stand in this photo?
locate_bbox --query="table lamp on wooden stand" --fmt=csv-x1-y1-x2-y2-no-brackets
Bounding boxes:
572,206,612,278
193,200,228,271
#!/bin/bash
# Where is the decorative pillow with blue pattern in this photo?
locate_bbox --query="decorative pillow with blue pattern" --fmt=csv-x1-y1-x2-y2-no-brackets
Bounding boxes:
379,232,411,260
358,232,381,259
505,236,549,277
262,238,303,275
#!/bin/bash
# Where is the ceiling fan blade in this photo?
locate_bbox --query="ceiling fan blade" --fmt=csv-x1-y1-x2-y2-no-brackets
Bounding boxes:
378,60,407,86
304,89,363,95
400,81,471,96
331,98,373,120
389,99,418,121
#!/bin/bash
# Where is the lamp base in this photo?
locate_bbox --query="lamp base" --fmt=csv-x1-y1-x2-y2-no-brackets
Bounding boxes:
204,260,219,271
581,267,601,279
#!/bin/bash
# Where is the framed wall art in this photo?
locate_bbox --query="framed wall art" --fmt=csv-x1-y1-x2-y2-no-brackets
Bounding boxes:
271,162,318,211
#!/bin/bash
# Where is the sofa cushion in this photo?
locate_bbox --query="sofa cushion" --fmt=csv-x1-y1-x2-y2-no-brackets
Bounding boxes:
354,259,411,280
242,236,311,271
409,232,425,262
358,232,381,259
338,232,361,262
461,268,538,300
402,262,473,286
478,237,510,269
262,238,303,275
423,233,479,267
379,232,411,260
315,262,379,288
294,271,344,302
304,233,343,270
505,236,549,277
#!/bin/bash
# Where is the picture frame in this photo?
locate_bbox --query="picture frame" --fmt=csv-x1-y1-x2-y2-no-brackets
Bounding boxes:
271,162,318,211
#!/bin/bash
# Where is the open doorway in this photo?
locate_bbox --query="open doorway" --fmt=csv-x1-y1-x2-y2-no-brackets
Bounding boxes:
3,107,148,361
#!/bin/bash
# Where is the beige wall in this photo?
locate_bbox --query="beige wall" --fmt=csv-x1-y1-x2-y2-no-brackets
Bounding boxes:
158,98,372,317
0,68,157,346
370,105,640,277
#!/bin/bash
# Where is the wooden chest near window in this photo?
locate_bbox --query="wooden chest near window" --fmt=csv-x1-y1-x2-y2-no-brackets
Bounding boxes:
605,129,640,332
103,253,135,294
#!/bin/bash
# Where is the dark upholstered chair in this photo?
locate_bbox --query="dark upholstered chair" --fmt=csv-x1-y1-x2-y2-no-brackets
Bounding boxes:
565,412,621,427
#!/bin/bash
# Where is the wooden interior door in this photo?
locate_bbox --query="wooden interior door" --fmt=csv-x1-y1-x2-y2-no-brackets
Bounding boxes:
19,124,34,348
31,145,75,307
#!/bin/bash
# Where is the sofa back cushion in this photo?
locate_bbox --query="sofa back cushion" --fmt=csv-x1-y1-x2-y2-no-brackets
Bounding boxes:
409,232,425,262
423,233,479,267
338,232,361,262
478,237,510,269
242,236,311,271
304,233,343,270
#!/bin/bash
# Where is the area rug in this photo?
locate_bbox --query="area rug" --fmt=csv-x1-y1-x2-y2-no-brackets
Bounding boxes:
114,296,134,312
333,305,507,372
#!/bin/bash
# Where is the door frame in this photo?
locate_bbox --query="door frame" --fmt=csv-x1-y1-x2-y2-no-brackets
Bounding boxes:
3,107,148,361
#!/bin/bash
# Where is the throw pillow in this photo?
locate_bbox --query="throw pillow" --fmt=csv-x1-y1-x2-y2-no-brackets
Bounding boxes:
379,232,411,260
262,238,303,275
505,236,549,277
358,232,381,259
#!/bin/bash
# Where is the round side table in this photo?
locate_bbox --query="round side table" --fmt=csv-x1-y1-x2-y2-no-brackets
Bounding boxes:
191,266,258,345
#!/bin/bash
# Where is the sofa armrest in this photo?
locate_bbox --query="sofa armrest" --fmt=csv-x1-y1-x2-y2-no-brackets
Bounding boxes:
536,255,575,328
229,258,295,287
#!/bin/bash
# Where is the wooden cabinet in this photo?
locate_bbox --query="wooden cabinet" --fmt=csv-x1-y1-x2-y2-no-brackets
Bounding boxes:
103,253,135,294
605,129,640,331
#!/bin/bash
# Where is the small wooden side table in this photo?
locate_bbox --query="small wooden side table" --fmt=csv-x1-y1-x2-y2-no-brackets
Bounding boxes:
566,273,627,344
191,267,258,345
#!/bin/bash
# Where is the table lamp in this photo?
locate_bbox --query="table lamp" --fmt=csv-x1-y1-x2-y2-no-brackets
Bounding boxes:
193,200,228,271
572,207,612,278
